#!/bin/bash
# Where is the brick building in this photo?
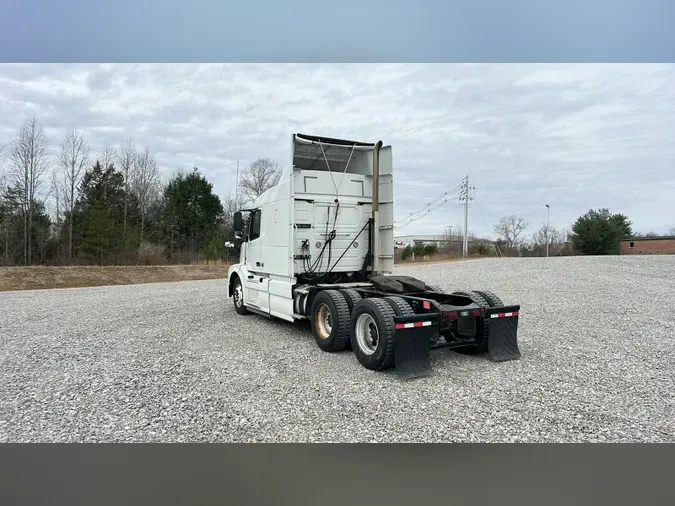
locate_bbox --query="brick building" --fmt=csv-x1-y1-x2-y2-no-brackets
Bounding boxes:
619,236,675,255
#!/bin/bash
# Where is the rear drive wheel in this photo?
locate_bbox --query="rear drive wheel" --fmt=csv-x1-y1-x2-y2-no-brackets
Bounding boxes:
310,290,351,352
232,276,250,315
350,298,397,371
472,290,503,308
383,295,414,316
338,289,363,349
339,288,363,313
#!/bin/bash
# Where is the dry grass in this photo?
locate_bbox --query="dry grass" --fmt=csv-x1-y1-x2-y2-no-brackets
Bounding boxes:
0,264,230,292
0,256,487,292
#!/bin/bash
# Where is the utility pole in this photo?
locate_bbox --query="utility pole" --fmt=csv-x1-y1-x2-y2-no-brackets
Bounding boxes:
545,204,550,257
458,175,475,258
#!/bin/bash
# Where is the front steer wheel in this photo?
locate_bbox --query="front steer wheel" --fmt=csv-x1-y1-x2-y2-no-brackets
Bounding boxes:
231,275,250,315
350,298,397,371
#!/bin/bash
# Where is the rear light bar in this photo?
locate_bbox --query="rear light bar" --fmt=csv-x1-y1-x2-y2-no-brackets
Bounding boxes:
442,309,482,319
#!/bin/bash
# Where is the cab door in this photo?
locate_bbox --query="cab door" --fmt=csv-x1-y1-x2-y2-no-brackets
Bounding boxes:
243,208,270,312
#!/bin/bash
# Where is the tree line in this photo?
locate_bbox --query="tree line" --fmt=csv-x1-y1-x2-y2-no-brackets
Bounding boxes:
490,209,673,257
3,115,668,266
0,116,282,266
399,207,670,261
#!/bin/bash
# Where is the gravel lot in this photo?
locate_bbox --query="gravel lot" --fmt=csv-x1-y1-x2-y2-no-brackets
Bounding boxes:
1,256,674,442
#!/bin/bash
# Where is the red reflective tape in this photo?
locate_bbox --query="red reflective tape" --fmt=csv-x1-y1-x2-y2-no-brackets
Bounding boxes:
489,311,520,319
395,321,433,330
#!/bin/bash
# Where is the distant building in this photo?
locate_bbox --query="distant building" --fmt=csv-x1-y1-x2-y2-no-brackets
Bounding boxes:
394,234,447,248
619,236,675,255
394,234,490,249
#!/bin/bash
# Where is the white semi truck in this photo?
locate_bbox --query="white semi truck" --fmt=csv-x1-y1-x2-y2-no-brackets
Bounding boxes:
227,133,521,378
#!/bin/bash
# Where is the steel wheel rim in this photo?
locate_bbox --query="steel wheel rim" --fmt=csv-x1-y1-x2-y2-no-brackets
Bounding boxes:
234,282,243,307
355,313,378,355
315,303,333,339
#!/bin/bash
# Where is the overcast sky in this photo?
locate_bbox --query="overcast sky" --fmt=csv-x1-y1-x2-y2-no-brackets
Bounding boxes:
0,63,674,238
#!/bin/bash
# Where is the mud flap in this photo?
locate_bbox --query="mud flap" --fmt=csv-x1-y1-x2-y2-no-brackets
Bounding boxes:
485,305,521,362
393,312,440,379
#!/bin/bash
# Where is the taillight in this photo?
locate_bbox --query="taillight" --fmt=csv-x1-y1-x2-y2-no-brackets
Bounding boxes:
442,309,481,319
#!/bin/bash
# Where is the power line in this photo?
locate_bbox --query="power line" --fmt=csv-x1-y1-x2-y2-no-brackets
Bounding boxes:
394,180,465,229
397,181,464,221
394,196,456,229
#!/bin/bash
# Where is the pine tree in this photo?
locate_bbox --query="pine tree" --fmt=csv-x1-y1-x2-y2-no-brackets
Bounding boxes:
162,167,224,259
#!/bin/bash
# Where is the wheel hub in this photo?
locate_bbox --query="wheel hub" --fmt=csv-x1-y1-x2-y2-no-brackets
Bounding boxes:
315,303,333,340
355,313,379,355
234,283,243,306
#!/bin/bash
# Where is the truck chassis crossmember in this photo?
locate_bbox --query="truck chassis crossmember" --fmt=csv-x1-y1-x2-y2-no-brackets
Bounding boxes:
227,133,522,379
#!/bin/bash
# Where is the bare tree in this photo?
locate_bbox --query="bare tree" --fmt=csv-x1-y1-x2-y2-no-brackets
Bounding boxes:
239,158,281,203
100,143,116,170
50,166,62,240
9,116,50,265
58,128,90,261
439,224,473,253
560,227,569,243
493,215,528,249
669,227,675,236
0,142,5,189
116,138,136,238
532,223,561,250
0,143,7,264
222,191,247,239
130,147,161,243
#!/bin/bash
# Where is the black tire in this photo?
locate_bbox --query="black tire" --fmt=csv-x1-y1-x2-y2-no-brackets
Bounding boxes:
472,290,503,308
310,290,351,352
232,275,250,315
383,295,428,343
349,298,397,371
451,291,490,354
339,288,363,313
383,295,414,316
338,289,363,350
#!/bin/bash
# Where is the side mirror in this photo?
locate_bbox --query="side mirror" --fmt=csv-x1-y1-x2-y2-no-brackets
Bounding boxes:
234,211,243,233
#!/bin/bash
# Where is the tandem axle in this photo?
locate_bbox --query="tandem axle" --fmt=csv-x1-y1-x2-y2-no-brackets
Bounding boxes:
229,273,521,379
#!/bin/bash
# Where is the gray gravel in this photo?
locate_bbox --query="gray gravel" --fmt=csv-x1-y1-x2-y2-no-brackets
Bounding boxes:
1,255,674,442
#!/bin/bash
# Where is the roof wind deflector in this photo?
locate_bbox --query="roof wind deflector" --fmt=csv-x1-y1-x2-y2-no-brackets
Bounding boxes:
294,133,375,150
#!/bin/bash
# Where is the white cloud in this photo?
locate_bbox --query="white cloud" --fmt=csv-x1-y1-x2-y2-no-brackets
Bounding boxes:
0,63,673,237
